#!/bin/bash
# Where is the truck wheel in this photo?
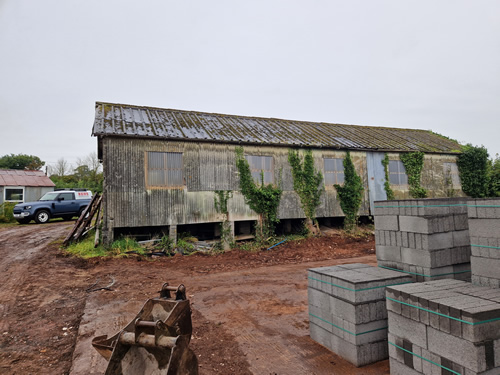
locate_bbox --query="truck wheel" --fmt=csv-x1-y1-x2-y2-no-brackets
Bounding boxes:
79,207,89,219
35,210,50,224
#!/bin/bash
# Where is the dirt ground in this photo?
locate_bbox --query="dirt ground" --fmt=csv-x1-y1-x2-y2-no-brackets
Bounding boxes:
0,222,390,375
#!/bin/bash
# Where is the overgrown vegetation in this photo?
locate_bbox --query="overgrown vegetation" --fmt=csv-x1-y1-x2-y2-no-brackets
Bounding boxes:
235,147,282,244
400,151,428,198
50,153,103,193
214,190,234,250
288,149,324,235
457,144,490,198
488,154,500,197
0,202,16,223
381,153,395,200
64,234,144,258
334,152,364,232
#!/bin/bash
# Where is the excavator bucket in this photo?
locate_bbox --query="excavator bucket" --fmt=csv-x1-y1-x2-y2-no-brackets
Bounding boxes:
92,283,198,375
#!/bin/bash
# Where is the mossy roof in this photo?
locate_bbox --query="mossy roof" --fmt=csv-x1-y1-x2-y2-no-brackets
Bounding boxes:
92,102,462,154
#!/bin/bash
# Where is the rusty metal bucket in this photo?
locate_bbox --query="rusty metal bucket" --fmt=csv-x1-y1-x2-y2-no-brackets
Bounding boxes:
92,283,198,375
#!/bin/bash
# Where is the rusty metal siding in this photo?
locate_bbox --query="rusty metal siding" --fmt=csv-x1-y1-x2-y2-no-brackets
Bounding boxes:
101,138,375,234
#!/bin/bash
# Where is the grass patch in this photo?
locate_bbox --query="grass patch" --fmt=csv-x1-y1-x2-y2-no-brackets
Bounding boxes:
64,233,146,258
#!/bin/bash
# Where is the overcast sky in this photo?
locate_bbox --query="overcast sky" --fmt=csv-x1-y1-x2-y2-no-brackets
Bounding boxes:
1,0,499,172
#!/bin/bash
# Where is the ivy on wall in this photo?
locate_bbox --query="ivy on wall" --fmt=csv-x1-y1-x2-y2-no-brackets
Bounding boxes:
288,149,324,235
457,144,490,198
381,153,395,200
400,152,428,198
334,151,364,232
214,190,233,250
235,147,282,242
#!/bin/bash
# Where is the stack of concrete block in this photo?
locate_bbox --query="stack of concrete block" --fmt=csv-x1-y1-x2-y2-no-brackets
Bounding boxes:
468,198,500,288
308,263,412,366
386,279,500,374
374,198,471,282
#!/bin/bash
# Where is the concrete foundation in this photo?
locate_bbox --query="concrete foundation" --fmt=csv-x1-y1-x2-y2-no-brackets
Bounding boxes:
308,263,412,367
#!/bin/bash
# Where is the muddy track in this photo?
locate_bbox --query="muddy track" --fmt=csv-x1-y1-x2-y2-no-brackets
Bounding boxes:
0,222,388,375
0,222,88,375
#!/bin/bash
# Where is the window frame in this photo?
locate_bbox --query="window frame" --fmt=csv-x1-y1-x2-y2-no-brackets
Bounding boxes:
4,186,25,202
323,157,345,186
245,154,274,185
145,151,184,189
388,160,408,186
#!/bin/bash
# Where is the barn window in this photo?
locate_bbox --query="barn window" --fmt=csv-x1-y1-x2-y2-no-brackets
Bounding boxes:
388,160,408,186
245,155,274,184
5,187,24,202
323,158,345,185
443,162,460,187
146,152,184,188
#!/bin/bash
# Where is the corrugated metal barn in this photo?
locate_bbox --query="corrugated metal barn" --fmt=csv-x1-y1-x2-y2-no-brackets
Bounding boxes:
92,102,463,243
0,169,55,205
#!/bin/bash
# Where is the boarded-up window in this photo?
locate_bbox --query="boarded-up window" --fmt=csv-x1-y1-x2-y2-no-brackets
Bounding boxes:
146,152,183,188
245,155,274,184
324,158,344,185
443,162,460,187
389,160,408,185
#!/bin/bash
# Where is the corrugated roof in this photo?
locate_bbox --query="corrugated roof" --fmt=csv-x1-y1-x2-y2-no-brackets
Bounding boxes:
0,169,55,187
92,102,462,153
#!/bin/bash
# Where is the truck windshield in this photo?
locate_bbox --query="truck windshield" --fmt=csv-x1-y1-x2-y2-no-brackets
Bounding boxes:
39,192,59,201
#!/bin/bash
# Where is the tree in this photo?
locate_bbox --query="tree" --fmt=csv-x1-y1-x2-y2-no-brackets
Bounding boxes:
0,154,45,170
334,152,364,232
288,149,324,235
49,152,103,193
457,144,490,198
54,158,71,177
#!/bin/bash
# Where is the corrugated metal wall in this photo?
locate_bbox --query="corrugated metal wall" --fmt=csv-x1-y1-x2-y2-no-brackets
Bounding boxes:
100,138,376,234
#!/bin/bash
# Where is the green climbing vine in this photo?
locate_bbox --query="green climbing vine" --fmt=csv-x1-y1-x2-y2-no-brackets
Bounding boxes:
235,147,282,243
381,153,395,200
334,151,364,232
214,190,233,250
288,149,324,235
457,144,490,198
400,152,428,198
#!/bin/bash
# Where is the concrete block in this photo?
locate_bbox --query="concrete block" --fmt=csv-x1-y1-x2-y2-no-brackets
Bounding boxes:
422,232,454,251
390,231,397,246
454,214,470,231
427,326,488,373
310,322,332,350
311,320,389,367
388,311,428,348
469,219,500,239
389,358,422,375
471,256,500,280
399,215,430,234
375,215,399,231
453,230,471,247
468,201,478,219
376,245,401,262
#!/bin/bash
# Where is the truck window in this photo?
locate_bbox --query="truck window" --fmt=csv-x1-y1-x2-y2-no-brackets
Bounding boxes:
58,192,75,201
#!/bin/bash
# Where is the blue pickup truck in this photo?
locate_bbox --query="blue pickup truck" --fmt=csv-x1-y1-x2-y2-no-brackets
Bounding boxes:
13,189,93,224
